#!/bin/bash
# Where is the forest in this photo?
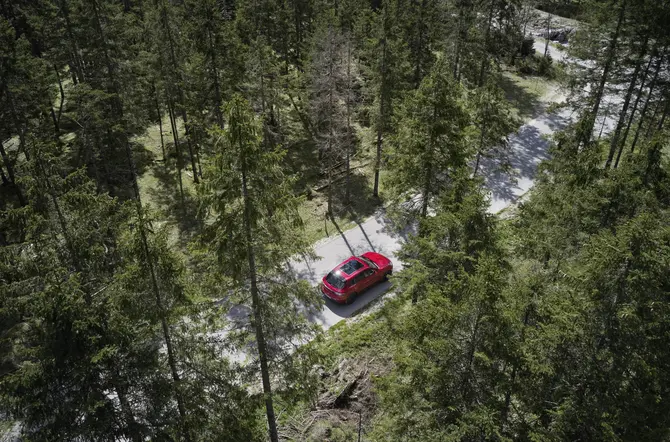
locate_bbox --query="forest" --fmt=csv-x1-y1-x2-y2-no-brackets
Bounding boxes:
1,0,669,440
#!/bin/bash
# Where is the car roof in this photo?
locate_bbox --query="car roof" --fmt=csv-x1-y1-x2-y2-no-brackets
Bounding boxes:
333,257,369,280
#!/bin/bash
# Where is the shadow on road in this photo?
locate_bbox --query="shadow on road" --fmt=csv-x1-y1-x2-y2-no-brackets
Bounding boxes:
480,110,572,207
319,280,392,320
331,215,355,255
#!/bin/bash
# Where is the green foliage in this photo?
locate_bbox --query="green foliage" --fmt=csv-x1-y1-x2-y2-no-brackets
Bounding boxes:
470,79,521,175
387,59,471,219
2,0,670,440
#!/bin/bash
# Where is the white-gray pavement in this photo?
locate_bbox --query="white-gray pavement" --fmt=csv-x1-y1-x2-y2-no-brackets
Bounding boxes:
482,103,574,214
231,39,623,336
293,92,577,330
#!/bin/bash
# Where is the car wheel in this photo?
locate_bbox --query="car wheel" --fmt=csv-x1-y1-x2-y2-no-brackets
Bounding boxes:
345,293,357,305
383,270,392,281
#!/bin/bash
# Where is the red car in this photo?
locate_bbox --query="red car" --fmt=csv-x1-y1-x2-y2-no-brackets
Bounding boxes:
321,252,393,304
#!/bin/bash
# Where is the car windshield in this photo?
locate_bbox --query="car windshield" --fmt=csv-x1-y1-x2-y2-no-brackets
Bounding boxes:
358,256,378,269
325,271,346,289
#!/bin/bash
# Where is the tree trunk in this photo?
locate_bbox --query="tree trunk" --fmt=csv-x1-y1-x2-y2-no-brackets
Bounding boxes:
578,0,626,147
607,36,648,168
345,38,352,205
0,164,8,186
650,100,669,138
122,130,190,442
421,95,437,219
160,0,199,184
180,109,200,183
113,373,143,442
287,93,314,138
453,1,469,81
413,0,427,88
166,95,185,206
154,87,166,161
643,99,663,140
462,308,482,400
478,0,495,87
501,306,532,429
631,49,665,153
473,126,486,176
206,14,224,128
0,142,25,206
619,44,657,151
543,9,551,57
54,64,65,132
373,31,388,198
36,156,80,271
6,90,29,161
59,0,86,83
241,148,279,442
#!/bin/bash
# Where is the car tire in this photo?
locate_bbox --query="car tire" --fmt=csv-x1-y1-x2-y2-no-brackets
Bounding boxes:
383,270,392,281
345,292,357,305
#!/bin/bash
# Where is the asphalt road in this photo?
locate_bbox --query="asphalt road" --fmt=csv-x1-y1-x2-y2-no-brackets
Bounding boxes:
239,39,620,333
294,68,578,330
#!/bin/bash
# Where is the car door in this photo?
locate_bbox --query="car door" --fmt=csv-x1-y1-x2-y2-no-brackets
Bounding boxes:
358,268,377,291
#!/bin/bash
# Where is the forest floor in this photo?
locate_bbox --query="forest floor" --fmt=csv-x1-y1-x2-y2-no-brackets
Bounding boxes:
277,53,576,441
133,65,561,250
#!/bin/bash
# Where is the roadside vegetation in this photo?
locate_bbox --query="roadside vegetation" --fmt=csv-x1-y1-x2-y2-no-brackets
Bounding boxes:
2,0,670,441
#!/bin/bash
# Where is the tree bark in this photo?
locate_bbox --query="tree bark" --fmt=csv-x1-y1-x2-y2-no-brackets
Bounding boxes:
166,94,185,206
607,36,648,168
478,0,495,87
412,0,427,88
54,64,65,132
631,49,665,153
206,11,224,128
345,37,353,205
160,0,199,183
543,9,551,57
154,86,166,161
240,141,279,442
578,0,626,147
501,305,532,429
6,89,29,161
619,44,657,151
373,19,388,198
122,129,190,442
0,142,25,206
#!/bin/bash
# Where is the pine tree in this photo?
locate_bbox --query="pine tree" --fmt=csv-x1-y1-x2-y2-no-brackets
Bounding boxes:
387,58,470,221
199,95,320,442
310,20,348,215
470,80,520,176
365,0,410,197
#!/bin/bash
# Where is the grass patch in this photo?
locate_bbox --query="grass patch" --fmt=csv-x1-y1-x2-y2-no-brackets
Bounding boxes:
134,117,202,248
288,122,385,244
499,71,552,121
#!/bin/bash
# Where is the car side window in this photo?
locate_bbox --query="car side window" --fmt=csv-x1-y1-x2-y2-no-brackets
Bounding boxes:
363,269,375,278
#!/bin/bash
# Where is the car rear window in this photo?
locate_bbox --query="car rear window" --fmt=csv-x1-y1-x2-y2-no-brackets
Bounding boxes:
340,259,364,275
325,271,346,289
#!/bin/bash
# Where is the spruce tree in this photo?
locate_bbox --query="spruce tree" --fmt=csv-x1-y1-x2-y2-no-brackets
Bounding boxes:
199,95,320,442
387,58,470,221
